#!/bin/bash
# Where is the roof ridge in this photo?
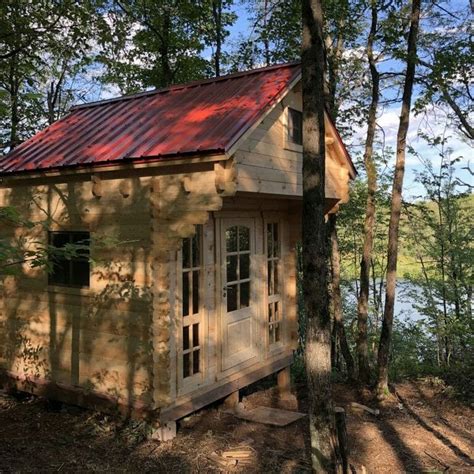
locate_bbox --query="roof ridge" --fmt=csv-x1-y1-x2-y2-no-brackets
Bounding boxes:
71,61,301,111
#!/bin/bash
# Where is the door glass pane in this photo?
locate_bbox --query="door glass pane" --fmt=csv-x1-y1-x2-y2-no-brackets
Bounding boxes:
275,324,280,342
182,238,190,269
192,270,199,315
240,281,250,308
274,265,279,294
267,223,273,258
239,253,250,280
182,272,189,317
226,226,238,252
239,226,250,251
193,349,200,374
273,223,279,257
267,260,272,295
193,323,199,348
183,353,190,378
227,284,238,312
192,231,200,267
183,326,190,350
226,255,238,282
268,303,273,322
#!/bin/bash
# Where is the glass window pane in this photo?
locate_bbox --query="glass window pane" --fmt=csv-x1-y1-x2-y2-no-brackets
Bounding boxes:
275,301,279,321
182,238,191,269
268,303,273,322
239,253,250,280
288,108,302,145
226,226,238,253
183,325,190,351
268,260,273,295
227,284,238,312
269,325,274,344
49,258,69,286
50,232,70,249
193,323,199,348
240,281,250,308
275,323,280,342
71,231,89,246
193,349,200,374
226,255,238,282
273,223,279,257
182,272,189,317
49,232,90,287
274,264,279,295
239,226,250,251
71,260,89,287
192,230,200,267
192,270,199,315
183,353,190,378
267,223,273,258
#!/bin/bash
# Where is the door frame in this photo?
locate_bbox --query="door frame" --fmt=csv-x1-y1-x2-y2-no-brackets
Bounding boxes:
216,212,263,377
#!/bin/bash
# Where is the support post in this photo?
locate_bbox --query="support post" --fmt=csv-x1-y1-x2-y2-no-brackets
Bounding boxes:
223,390,239,409
277,366,291,398
151,421,177,442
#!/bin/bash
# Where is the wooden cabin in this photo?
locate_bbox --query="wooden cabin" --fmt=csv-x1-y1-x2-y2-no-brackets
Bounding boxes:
0,63,355,438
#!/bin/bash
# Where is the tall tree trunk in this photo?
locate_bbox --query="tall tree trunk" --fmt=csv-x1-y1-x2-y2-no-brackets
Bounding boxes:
302,0,339,470
8,55,20,150
376,0,421,397
263,0,271,66
356,0,379,386
329,214,355,380
211,0,222,77
159,8,172,87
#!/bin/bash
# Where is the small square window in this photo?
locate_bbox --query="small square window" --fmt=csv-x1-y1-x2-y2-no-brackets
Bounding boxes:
287,108,303,145
48,231,90,287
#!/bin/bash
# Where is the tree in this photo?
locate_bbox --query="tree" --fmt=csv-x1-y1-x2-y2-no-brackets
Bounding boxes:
404,135,473,367
328,213,355,379
356,0,380,385
0,0,107,152
302,0,339,469
101,0,236,91
376,0,421,397
205,0,237,76
415,2,473,140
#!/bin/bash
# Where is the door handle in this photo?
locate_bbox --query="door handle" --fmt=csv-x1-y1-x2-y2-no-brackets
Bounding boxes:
223,286,227,298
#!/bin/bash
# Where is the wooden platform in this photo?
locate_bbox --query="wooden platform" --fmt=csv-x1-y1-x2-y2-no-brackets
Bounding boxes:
225,405,306,427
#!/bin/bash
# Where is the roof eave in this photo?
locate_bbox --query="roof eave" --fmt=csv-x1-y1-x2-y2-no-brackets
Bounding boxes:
0,151,227,184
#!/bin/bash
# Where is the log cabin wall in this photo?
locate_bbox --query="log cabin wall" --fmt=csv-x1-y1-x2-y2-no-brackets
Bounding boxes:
0,161,235,416
234,84,351,205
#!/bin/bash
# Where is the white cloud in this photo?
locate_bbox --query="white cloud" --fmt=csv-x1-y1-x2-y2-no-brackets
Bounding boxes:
347,103,473,199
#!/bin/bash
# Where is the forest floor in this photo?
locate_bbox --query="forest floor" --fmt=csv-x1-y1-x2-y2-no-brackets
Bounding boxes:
0,377,473,473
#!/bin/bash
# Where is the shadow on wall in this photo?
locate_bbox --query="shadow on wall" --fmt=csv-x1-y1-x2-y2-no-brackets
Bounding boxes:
1,174,155,414
0,158,226,417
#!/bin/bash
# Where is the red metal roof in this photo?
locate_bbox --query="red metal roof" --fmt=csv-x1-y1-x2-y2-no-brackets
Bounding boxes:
1,62,301,174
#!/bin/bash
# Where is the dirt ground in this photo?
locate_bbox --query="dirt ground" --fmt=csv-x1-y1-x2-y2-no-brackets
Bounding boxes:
0,378,472,473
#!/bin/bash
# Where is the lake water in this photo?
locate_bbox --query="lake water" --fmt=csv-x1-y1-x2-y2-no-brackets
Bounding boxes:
344,280,424,323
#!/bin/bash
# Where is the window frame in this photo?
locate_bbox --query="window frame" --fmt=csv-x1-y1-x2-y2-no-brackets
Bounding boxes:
48,231,90,288
264,218,284,350
287,107,303,146
178,225,204,390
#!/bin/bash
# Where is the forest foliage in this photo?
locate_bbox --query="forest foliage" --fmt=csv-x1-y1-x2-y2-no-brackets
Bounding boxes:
0,0,472,398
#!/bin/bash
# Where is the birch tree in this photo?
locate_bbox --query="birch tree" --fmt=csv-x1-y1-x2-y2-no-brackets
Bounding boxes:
377,0,421,397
